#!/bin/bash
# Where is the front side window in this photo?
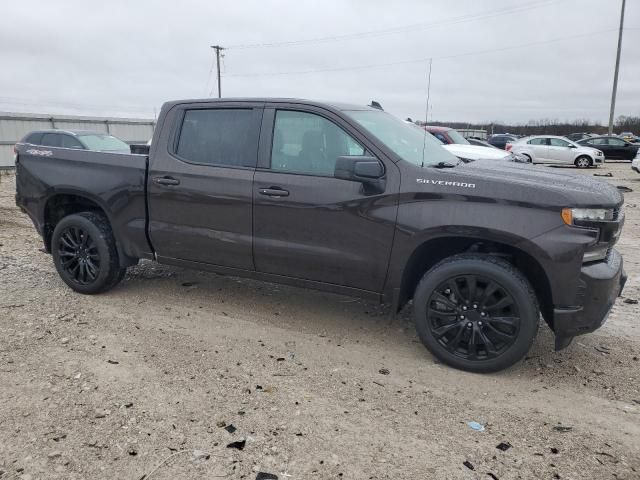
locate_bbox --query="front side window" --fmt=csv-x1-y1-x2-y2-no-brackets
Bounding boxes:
61,135,84,149
271,110,365,176
549,138,570,147
176,109,258,167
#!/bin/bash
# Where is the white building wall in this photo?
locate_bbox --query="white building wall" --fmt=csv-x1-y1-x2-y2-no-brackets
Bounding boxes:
0,112,155,167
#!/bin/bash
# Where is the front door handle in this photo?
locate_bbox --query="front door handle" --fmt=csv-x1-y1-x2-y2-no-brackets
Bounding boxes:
259,187,289,197
153,176,180,186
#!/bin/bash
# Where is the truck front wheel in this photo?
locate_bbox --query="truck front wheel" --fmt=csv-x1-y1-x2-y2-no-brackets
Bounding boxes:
413,254,539,373
51,212,126,294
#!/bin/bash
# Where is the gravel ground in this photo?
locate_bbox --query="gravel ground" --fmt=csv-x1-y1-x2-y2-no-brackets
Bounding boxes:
0,162,639,480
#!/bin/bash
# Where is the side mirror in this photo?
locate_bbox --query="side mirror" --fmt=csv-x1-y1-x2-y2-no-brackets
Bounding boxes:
334,156,385,193
567,144,577,148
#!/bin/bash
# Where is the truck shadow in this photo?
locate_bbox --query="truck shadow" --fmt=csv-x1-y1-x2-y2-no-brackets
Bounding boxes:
111,260,632,381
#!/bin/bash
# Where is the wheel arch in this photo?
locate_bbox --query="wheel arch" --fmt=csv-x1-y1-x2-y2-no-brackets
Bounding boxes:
43,190,135,267
395,234,554,329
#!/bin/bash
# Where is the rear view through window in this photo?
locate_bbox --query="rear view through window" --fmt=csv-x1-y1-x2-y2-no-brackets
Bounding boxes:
176,109,259,167
77,134,130,152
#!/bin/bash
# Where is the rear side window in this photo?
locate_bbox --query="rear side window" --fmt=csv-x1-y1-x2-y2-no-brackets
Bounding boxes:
24,132,43,144
175,109,259,167
607,138,625,146
41,133,62,147
549,138,569,147
528,138,547,145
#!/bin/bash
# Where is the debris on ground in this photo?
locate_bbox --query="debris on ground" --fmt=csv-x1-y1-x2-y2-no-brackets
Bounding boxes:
553,426,573,433
467,421,485,432
256,473,279,480
191,450,211,463
617,186,633,192
226,440,246,450
594,345,611,354
224,424,237,434
496,442,512,451
593,172,613,177
378,368,390,375
623,298,638,304
463,460,475,470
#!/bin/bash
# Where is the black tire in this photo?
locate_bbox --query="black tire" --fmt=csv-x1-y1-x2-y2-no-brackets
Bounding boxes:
574,156,592,168
51,212,126,294
413,254,539,373
521,153,532,163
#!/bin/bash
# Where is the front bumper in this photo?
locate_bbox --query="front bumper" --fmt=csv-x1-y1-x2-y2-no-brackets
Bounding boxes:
553,249,626,350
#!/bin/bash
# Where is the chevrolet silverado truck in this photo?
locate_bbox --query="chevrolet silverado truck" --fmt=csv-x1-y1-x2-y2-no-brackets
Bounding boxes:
15,98,626,372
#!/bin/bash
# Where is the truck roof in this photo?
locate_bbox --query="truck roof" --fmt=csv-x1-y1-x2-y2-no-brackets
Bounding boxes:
161,98,377,112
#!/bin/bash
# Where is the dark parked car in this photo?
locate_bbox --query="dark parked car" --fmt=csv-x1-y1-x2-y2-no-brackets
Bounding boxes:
15,98,626,373
577,136,639,161
19,129,132,153
488,134,517,150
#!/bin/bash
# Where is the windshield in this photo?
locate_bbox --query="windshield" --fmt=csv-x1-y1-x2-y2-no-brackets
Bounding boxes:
77,134,131,152
446,129,470,145
345,110,459,167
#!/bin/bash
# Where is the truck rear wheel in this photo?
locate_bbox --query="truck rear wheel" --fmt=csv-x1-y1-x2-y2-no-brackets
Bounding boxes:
413,254,539,373
51,212,126,294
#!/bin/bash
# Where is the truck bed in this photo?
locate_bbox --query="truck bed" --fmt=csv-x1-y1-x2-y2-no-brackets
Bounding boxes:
15,145,152,262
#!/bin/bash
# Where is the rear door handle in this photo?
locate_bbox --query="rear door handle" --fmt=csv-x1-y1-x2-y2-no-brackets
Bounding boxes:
259,187,289,197
153,176,180,186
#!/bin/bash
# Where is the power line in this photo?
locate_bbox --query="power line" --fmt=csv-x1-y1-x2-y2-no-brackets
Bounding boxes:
224,27,632,78
226,0,565,49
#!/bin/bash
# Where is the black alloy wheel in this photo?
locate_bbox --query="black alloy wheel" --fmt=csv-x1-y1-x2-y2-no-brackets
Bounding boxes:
426,275,520,361
413,254,539,373
57,226,101,285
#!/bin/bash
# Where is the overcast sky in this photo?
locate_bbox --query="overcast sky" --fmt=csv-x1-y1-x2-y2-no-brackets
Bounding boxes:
2,0,638,124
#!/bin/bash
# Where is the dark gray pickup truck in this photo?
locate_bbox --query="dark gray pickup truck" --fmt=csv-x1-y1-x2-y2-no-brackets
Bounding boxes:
15,98,626,372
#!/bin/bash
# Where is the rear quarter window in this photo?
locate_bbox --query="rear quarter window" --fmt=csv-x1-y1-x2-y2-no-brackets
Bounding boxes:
23,132,43,145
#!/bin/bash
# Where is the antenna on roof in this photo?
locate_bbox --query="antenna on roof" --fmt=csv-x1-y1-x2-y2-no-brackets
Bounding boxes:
421,58,433,168
369,100,383,111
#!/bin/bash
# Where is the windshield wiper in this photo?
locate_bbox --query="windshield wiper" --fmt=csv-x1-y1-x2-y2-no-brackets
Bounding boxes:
432,161,460,169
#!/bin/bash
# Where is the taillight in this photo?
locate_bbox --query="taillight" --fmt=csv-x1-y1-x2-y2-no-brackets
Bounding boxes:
505,143,513,152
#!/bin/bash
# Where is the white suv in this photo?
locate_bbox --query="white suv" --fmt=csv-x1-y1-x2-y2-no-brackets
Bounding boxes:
510,135,604,168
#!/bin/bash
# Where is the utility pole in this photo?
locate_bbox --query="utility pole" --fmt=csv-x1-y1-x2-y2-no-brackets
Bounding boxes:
210,45,225,98
608,0,626,136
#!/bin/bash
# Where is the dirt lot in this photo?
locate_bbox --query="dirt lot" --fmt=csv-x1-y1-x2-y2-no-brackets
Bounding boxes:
0,162,639,480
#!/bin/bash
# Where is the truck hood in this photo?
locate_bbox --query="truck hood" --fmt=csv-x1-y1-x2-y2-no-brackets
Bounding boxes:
451,160,622,207
443,144,510,161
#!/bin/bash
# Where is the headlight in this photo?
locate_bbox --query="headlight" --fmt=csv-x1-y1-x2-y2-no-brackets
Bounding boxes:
561,208,614,224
